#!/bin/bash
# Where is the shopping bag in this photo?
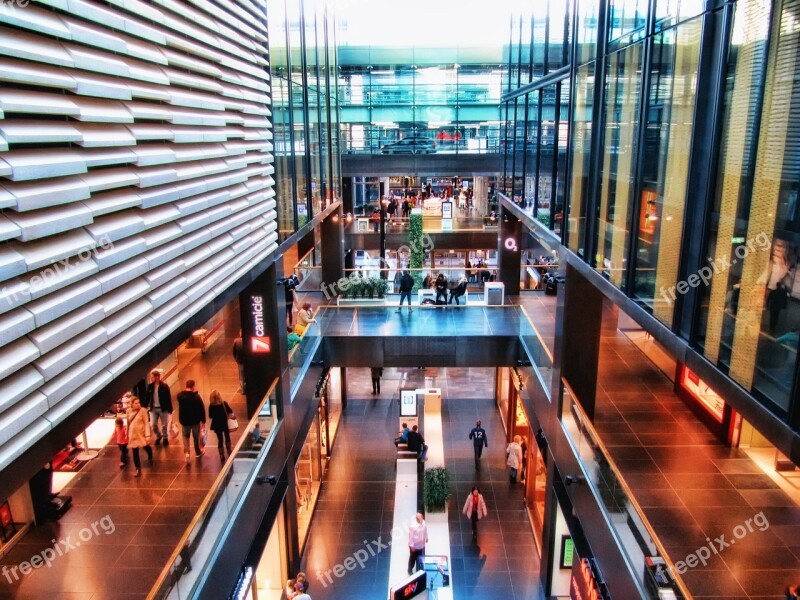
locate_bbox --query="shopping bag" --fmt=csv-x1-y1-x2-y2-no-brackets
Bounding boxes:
227,417,239,432
199,426,208,446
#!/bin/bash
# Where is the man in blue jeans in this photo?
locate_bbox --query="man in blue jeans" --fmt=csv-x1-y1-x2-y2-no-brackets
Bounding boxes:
396,270,414,313
177,380,206,461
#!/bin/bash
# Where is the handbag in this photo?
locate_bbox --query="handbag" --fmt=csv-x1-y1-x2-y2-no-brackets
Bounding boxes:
224,401,238,431
199,425,208,446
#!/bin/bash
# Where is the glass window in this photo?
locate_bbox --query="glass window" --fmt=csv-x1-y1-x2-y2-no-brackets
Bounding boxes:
576,0,600,66
632,21,701,323
609,0,649,42
568,63,594,256
697,0,799,415
655,0,706,30
594,42,645,289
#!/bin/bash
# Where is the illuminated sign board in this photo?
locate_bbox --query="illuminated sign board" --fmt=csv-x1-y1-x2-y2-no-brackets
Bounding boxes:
400,390,417,417
570,558,601,600
390,570,426,600
251,337,271,353
681,366,725,423
249,295,270,353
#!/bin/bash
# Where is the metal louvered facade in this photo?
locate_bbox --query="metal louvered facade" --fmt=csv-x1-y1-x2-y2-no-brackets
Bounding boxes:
0,0,279,472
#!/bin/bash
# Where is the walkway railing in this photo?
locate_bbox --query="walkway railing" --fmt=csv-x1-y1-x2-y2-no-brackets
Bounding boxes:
147,378,281,600
560,379,691,600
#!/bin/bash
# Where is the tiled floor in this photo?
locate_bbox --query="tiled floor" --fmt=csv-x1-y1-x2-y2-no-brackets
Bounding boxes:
596,305,800,600
0,329,246,600
300,367,545,600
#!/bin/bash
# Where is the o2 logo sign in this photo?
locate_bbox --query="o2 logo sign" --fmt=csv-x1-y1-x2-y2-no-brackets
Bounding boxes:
505,237,518,252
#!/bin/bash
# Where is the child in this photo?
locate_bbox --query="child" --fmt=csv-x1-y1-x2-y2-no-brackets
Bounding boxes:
115,417,129,468
394,422,410,447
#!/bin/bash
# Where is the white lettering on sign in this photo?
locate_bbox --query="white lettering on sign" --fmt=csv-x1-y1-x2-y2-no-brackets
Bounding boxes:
251,295,265,337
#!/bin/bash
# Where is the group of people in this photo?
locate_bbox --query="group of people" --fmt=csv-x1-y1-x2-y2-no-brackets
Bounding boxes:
394,422,429,461
285,572,311,599
114,372,237,476
465,259,494,284
420,273,469,305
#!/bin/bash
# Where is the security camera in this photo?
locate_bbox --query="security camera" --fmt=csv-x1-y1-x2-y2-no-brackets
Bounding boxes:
256,475,277,485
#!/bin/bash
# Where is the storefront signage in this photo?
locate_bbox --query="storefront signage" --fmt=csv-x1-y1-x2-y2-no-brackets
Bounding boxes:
681,367,724,423
251,295,266,336
391,570,426,600
570,558,600,600
251,337,271,353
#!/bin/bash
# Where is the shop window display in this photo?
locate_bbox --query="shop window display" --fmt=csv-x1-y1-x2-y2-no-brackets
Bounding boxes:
296,415,322,548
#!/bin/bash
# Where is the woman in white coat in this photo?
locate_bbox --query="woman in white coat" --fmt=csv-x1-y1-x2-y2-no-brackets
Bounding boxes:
462,486,488,540
126,396,153,477
506,435,523,483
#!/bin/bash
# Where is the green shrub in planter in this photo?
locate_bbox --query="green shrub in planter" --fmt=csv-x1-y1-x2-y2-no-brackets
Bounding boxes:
409,211,424,290
424,466,452,512
375,278,389,298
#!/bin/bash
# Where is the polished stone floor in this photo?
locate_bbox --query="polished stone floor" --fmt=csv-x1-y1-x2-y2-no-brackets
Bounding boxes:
596,304,800,600
0,328,245,600
300,367,545,600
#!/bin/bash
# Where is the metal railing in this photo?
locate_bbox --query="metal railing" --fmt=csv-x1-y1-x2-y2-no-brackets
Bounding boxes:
147,378,281,600
560,379,691,600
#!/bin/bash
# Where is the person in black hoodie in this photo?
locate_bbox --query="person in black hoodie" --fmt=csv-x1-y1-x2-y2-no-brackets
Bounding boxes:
177,380,206,461
396,270,415,312
208,390,234,461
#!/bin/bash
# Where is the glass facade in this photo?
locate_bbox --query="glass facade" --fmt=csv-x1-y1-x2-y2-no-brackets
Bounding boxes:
268,0,341,240
337,48,505,155
504,0,800,425
500,0,572,235
697,0,800,415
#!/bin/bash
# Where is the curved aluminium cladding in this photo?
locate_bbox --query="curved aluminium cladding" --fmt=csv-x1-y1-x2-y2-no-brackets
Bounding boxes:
0,0,277,471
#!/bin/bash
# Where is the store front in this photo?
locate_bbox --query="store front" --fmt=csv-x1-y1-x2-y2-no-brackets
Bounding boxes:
296,412,323,550
240,502,290,600
496,366,546,555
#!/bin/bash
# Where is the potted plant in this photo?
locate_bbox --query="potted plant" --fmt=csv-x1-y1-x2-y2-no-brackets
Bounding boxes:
348,278,362,299
375,278,389,298
423,466,451,513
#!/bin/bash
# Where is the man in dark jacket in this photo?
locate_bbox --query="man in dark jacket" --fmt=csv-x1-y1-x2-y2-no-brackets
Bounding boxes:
448,276,468,306
396,271,415,312
406,425,428,461
370,367,383,394
144,370,173,446
468,420,488,468
177,380,206,461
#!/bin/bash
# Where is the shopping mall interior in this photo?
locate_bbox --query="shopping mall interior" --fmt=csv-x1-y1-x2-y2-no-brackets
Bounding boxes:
1,0,799,599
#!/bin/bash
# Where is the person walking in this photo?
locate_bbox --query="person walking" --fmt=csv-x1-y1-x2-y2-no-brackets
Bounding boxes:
177,380,206,462
208,390,234,461
370,366,383,394
396,270,415,312
232,332,245,393
506,435,523,483
126,396,153,477
114,416,129,469
468,420,488,469
407,512,428,575
144,369,173,446
462,486,488,541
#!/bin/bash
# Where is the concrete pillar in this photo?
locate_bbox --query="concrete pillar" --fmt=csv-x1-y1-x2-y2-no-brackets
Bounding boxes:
320,209,344,294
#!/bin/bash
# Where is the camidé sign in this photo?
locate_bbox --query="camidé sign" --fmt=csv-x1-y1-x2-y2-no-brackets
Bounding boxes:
250,295,270,353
